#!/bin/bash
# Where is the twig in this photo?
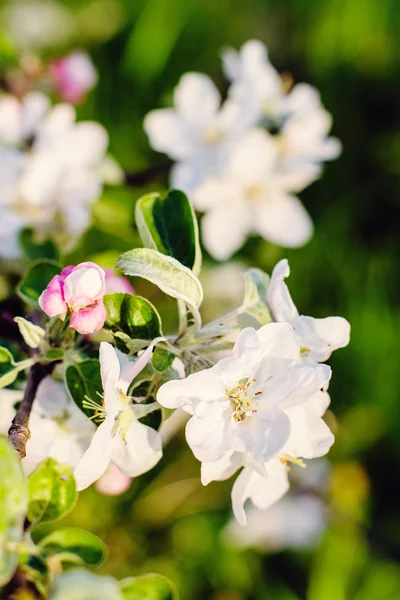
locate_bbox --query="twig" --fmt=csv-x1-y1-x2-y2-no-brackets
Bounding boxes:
8,361,56,458
124,162,171,187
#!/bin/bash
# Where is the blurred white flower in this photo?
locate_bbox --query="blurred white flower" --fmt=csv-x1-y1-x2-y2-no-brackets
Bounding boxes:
144,72,248,196
195,129,315,259
74,340,163,491
0,91,114,258
267,258,351,363
0,378,95,473
50,51,98,104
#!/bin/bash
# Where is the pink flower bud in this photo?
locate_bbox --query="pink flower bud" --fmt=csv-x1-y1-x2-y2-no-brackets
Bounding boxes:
95,463,132,496
50,51,98,105
39,261,107,334
104,269,135,295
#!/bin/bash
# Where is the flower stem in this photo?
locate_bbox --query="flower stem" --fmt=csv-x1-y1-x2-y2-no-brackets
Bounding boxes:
8,361,56,458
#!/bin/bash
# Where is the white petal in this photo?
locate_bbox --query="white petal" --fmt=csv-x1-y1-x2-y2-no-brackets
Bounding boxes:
231,460,289,525
144,109,195,161
73,418,114,491
284,405,334,459
201,451,243,485
99,342,121,415
112,420,162,477
227,129,278,184
55,122,108,168
267,258,299,322
256,322,300,361
201,203,250,261
252,192,314,248
303,390,331,417
119,337,165,394
185,407,233,463
157,368,224,409
21,91,50,139
175,72,220,125
295,315,350,362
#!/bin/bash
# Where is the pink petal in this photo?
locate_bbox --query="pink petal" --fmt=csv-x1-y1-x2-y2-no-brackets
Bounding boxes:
95,463,132,496
38,275,67,317
68,262,106,300
70,300,107,334
60,265,75,280
104,269,135,295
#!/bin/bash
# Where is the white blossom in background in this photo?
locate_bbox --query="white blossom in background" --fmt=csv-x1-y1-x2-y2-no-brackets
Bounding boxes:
74,340,164,491
0,378,95,473
157,322,333,524
0,90,114,259
145,39,341,260
195,129,315,260
144,72,248,196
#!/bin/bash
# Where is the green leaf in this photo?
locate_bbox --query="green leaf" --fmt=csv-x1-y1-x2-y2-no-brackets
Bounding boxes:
104,294,162,341
135,190,201,275
120,574,178,600
27,459,77,527
20,228,59,262
241,268,272,325
0,436,28,587
151,347,175,373
65,360,102,419
18,260,62,306
14,317,45,349
114,334,152,354
116,249,203,328
19,552,50,598
49,569,122,600
38,528,107,567
0,346,19,388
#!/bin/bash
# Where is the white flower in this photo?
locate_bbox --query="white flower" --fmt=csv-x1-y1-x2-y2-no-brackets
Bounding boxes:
74,340,164,491
157,322,331,471
0,378,95,473
144,72,248,196
195,129,315,260
0,91,113,258
267,259,351,362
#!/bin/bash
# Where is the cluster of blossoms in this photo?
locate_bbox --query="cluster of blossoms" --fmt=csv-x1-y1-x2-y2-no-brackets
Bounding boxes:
0,87,120,259
145,40,341,260
3,257,349,525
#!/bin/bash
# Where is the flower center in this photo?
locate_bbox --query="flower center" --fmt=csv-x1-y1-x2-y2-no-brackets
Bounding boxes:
245,184,264,204
202,124,224,145
226,377,262,422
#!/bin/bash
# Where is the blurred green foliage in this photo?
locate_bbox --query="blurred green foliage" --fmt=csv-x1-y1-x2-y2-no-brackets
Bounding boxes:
1,0,400,597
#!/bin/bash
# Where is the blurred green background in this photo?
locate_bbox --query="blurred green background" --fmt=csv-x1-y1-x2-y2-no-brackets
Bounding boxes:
1,0,400,598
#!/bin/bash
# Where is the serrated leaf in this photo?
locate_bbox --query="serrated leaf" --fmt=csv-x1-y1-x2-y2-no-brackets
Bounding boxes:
120,574,178,600
116,249,203,327
0,436,28,587
65,360,102,420
104,294,162,341
17,260,62,306
38,528,107,567
49,569,122,600
135,190,201,275
20,228,59,262
242,268,272,325
14,317,45,349
27,459,77,527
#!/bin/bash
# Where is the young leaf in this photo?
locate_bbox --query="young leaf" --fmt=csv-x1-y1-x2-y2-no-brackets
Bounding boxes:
38,528,107,567
65,360,102,419
49,569,122,600
44,348,65,362
241,268,272,325
0,437,28,587
104,294,162,340
152,347,175,373
116,249,203,325
27,459,77,527
20,228,59,262
135,189,201,275
0,347,32,389
17,259,62,306
120,574,178,600
14,317,45,349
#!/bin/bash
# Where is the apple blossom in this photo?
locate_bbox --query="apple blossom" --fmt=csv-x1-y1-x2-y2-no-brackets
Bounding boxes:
144,72,248,196
38,262,107,335
194,129,315,259
267,259,351,362
50,51,98,104
74,340,164,491
157,322,331,470
95,463,132,496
